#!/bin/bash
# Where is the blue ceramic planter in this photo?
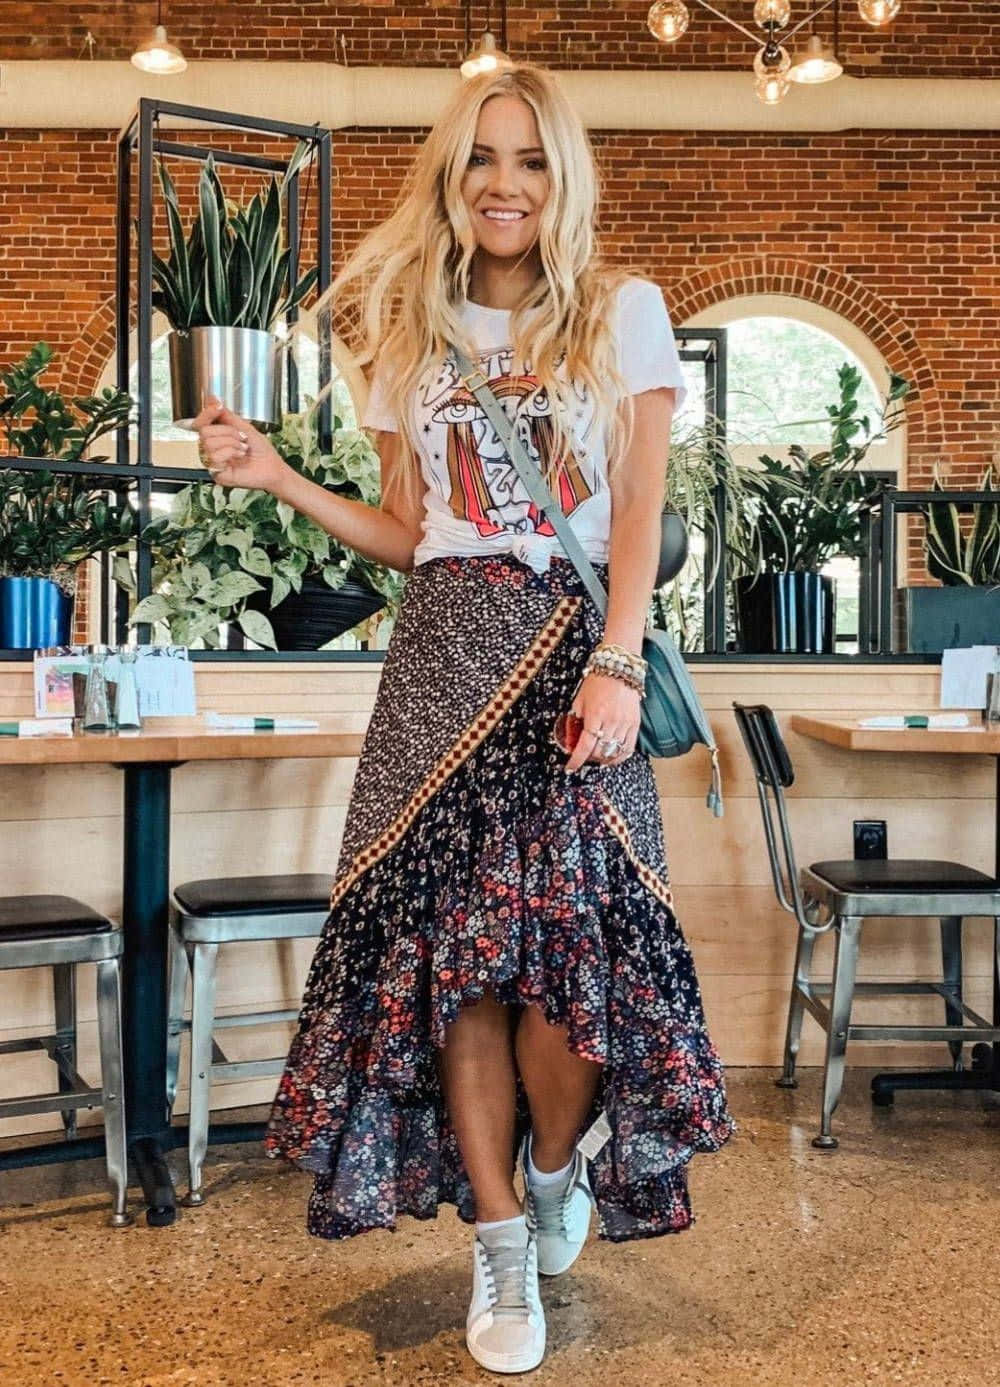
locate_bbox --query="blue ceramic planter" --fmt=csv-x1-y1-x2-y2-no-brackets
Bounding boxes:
0,576,74,650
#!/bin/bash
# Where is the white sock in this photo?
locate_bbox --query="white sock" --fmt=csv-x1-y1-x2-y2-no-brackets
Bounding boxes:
476,1213,529,1248
526,1137,574,1189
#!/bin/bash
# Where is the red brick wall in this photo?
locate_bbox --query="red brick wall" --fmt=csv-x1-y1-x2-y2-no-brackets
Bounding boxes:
0,2,996,77
2,124,996,491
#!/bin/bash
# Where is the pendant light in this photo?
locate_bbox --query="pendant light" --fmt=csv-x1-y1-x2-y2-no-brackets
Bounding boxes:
646,0,896,104
131,1,187,76
787,31,842,83
461,1,512,79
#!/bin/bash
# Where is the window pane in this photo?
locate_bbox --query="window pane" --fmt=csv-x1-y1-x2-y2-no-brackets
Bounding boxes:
725,317,884,448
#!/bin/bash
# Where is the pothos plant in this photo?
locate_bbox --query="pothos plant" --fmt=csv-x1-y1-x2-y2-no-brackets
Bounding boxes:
727,363,911,577
0,342,135,592
125,408,404,649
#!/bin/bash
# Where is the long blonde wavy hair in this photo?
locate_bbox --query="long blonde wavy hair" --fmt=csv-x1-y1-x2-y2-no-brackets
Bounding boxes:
314,62,638,517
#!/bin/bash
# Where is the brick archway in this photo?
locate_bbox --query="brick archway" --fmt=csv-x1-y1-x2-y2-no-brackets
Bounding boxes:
60,297,121,400
669,257,945,486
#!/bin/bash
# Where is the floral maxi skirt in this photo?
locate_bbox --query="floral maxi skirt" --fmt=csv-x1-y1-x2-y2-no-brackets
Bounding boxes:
263,553,734,1242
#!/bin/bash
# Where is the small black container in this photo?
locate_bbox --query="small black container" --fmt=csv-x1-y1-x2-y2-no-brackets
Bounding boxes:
733,571,836,655
247,573,387,651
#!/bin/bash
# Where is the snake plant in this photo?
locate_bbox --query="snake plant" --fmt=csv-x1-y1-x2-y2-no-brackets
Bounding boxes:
151,144,318,333
924,466,1000,586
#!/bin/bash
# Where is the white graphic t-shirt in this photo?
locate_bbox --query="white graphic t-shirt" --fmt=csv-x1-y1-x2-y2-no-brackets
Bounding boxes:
362,276,688,574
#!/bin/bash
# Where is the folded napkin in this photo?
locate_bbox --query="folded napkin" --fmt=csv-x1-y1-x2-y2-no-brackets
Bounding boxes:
858,713,972,729
204,712,320,730
0,718,74,737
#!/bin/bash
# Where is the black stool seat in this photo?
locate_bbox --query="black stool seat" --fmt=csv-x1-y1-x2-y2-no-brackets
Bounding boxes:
173,874,332,917
809,860,998,893
0,895,113,941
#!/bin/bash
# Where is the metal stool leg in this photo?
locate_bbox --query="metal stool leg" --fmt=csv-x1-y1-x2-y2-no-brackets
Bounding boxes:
165,925,189,1116
939,915,964,1069
52,962,78,1140
813,916,862,1151
776,925,816,1089
182,942,219,1207
96,957,133,1227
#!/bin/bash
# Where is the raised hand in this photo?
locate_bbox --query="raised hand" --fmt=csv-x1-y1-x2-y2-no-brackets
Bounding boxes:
190,396,291,494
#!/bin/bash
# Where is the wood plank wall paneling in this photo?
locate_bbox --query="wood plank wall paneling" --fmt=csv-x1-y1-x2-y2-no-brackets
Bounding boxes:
0,659,992,1139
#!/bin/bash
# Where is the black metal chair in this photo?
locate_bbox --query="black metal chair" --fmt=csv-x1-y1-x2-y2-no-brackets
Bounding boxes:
0,895,131,1225
165,874,331,1205
733,702,1000,1149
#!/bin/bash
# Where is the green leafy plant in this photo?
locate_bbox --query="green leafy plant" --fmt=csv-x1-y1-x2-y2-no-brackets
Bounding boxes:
151,146,318,332
728,363,910,576
0,343,135,588
126,407,404,648
923,466,1000,586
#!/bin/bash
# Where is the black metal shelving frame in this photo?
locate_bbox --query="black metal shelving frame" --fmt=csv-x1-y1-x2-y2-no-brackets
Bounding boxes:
0,98,334,655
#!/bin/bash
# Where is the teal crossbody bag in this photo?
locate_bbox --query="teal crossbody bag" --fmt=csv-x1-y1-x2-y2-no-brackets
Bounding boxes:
451,344,722,817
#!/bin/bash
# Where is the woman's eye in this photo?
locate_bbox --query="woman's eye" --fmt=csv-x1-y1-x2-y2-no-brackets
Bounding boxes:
526,160,547,172
469,154,487,167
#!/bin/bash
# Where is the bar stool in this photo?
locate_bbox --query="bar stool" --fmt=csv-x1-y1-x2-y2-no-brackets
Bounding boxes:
165,874,331,1204
0,895,131,1226
733,703,1000,1149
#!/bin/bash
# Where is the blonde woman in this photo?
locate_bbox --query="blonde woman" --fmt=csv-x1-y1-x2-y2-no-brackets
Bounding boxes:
193,62,732,1376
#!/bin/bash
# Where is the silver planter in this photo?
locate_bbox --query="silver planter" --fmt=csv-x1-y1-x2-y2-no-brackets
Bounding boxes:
168,326,282,429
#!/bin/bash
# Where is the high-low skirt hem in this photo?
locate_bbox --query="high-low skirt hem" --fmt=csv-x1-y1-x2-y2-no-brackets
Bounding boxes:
263,553,734,1243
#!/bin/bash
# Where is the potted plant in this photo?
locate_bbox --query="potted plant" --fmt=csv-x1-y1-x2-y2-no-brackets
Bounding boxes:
904,467,1000,652
728,364,910,654
0,343,134,649
126,406,403,650
152,146,318,430
650,416,773,651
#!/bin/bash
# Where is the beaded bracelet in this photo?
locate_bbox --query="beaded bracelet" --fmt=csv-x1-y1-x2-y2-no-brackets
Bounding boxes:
581,658,645,695
591,642,647,678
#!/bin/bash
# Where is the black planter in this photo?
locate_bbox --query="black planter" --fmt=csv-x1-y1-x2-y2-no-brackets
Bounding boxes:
655,509,690,588
247,574,387,650
905,585,1000,653
734,572,836,655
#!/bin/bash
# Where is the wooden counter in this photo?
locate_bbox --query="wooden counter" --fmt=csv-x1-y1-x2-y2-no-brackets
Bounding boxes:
1,657,992,1138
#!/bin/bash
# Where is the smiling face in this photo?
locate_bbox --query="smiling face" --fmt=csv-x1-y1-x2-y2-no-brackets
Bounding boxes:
460,94,550,269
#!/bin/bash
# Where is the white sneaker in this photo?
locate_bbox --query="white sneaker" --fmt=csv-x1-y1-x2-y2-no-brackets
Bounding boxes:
466,1224,546,1375
521,1135,594,1277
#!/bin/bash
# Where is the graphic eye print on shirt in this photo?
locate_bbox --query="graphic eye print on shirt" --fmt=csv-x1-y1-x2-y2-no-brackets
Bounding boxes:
420,349,596,539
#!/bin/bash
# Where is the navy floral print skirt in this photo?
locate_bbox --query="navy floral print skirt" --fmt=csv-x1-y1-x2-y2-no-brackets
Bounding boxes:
264,553,733,1242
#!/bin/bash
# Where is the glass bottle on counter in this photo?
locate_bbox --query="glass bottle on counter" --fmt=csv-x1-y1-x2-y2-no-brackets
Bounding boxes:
82,645,112,733
115,647,142,731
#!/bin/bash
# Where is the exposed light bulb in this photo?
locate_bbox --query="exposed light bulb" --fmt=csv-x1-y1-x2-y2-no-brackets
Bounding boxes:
755,71,790,105
753,43,791,79
858,0,901,26
647,0,690,44
788,33,842,83
754,0,791,27
130,23,187,75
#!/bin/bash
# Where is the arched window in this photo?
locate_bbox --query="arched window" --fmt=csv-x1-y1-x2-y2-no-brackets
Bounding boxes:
682,295,907,653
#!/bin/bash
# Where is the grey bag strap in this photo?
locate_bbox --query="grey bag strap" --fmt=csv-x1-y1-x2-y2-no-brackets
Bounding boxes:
451,343,614,618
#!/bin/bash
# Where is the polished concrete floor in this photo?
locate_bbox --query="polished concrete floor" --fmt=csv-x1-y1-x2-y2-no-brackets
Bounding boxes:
0,1068,997,1387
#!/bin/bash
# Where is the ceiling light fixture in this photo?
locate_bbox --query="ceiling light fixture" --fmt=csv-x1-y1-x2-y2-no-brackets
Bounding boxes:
647,0,901,104
461,1,512,79
131,1,188,76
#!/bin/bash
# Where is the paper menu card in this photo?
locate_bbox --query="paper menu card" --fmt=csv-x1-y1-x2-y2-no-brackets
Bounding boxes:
939,646,1000,709
129,646,197,717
